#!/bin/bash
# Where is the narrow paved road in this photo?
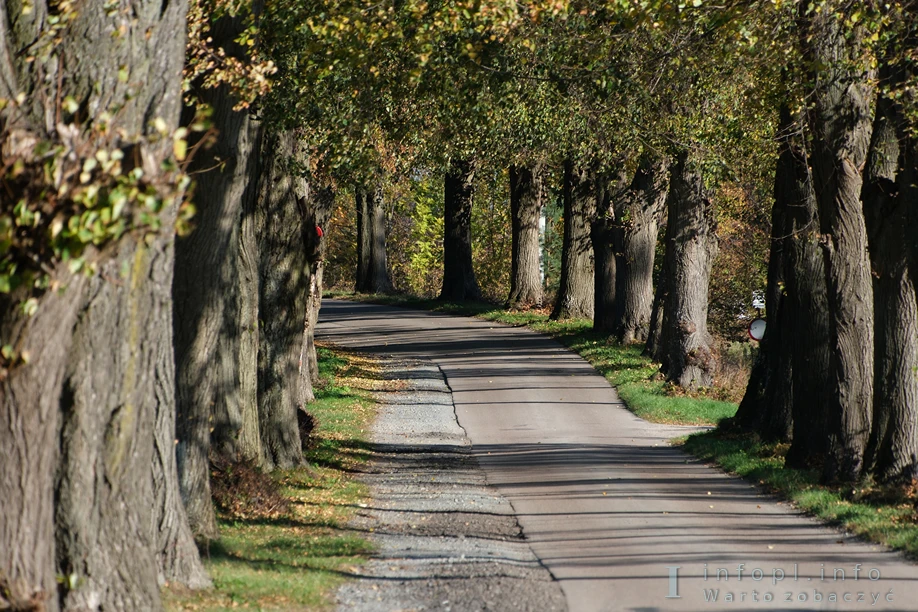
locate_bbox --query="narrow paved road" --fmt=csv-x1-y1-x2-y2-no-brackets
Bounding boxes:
318,300,918,611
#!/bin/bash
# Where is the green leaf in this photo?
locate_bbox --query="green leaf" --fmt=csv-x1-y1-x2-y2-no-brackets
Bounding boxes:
63,96,79,114
22,298,38,317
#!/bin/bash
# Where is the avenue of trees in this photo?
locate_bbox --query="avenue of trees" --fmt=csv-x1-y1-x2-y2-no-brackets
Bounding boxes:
1,1,917,609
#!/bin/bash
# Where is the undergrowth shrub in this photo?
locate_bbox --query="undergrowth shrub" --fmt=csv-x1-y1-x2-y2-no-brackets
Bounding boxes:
210,456,290,521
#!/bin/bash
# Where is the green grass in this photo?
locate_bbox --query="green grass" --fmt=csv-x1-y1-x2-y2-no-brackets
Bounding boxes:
327,290,737,425
684,431,918,557
163,346,378,611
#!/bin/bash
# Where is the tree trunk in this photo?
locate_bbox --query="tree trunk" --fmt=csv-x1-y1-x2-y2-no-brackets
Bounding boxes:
591,215,617,332
237,117,265,465
174,87,261,538
899,133,918,475
759,170,794,442
590,169,624,332
0,273,88,611
611,156,668,343
862,86,918,483
733,106,796,440
367,184,394,293
1,0,196,605
552,161,595,320
801,6,876,482
56,237,175,611
255,129,324,469
440,158,482,301
256,129,308,469
645,262,667,360
760,290,794,442
151,217,212,589
658,152,718,389
355,189,371,292
782,115,832,470
305,260,324,385
507,165,544,309
733,185,792,439
910,142,918,315
307,186,335,383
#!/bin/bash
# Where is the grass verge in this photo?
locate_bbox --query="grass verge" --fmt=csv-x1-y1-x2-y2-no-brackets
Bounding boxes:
163,344,379,611
683,430,918,557
325,291,737,426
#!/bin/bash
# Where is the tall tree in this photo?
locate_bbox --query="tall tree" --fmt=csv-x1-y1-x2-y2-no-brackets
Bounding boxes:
657,152,719,389
174,0,273,536
366,184,394,294
591,170,624,333
733,106,798,442
305,186,336,384
174,81,254,542
175,6,267,470
255,129,318,468
800,3,876,483
237,118,265,465
0,0,207,606
56,232,185,609
355,189,371,292
862,68,918,483
151,236,212,589
611,155,668,343
507,165,545,309
779,109,833,470
440,158,482,301
552,161,595,320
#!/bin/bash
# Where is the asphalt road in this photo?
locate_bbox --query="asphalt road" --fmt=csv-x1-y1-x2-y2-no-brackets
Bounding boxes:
318,300,918,611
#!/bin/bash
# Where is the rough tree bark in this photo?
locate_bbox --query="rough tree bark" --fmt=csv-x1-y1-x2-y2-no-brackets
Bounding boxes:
256,129,308,468
644,257,668,361
0,274,88,611
611,156,668,343
760,275,794,442
305,186,335,385
237,117,264,465
366,184,393,293
782,115,832,470
1,0,205,607
440,158,482,301
657,152,719,389
56,234,193,610
355,189,371,292
733,106,797,442
899,131,918,477
507,165,544,309
255,129,324,468
731,203,786,433
591,211,617,333
174,42,266,536
591,169,630,333
862,85,918,483
552,161,595,320
152,212,212,589
801,6,876,482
